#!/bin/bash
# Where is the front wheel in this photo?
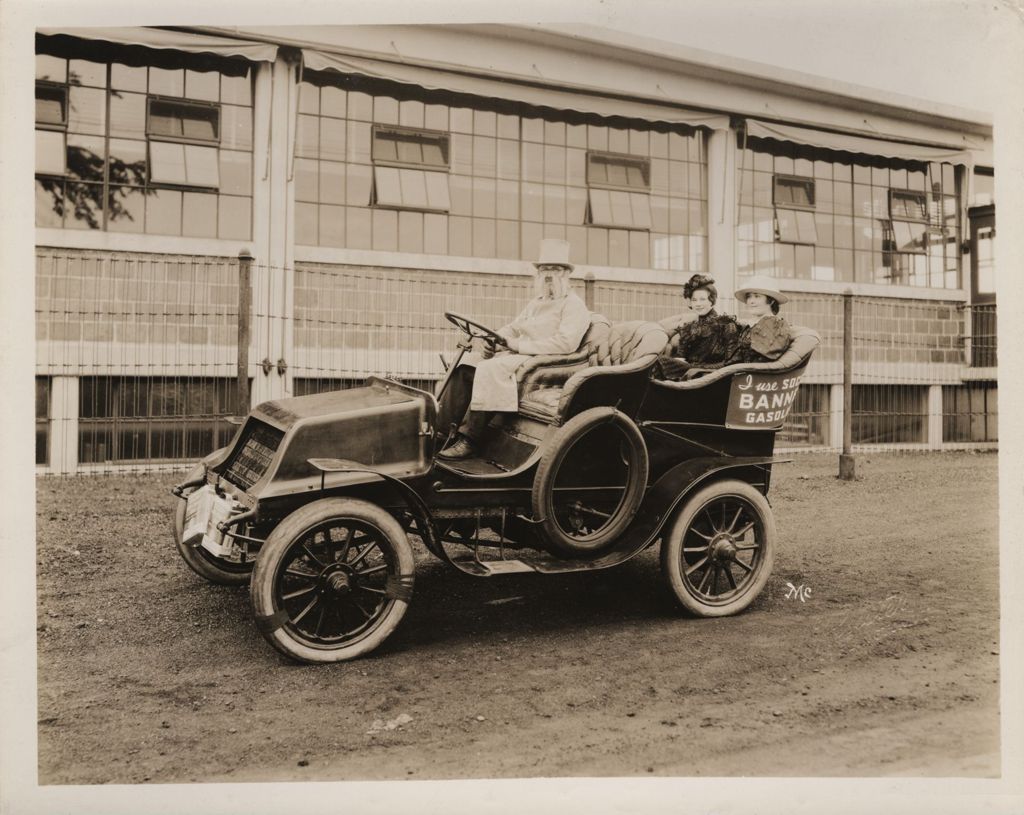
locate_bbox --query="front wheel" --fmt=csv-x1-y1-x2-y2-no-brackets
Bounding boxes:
250,498,415,663
660,479,775,617
173,461,255,586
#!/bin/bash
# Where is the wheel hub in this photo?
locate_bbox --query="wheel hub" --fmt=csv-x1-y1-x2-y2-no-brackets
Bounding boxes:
710,534,737,562
325,569,352,594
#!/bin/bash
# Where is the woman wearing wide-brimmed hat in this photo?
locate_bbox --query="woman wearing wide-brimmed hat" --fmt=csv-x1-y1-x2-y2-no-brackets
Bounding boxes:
730,275,792,364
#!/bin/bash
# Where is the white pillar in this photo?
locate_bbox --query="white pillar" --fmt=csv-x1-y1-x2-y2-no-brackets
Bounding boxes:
248,55,296,406
707,127,737,314
829,383,845,452
927,384,944,450
49,376,79,475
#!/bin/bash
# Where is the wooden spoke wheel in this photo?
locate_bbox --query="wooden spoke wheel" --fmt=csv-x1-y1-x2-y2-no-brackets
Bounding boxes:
660,479,775,617
250,498,415,663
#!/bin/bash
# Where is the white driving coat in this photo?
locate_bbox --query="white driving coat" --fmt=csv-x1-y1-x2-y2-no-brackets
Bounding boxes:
467,291,590,413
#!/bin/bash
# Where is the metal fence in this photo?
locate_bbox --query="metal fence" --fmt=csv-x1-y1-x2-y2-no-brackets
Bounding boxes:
35,250,997,474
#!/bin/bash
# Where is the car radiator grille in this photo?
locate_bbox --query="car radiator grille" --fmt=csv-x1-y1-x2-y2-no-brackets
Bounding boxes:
223,420,284,490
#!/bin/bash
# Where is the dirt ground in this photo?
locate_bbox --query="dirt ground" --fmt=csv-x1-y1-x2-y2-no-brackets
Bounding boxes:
35,452,1000,784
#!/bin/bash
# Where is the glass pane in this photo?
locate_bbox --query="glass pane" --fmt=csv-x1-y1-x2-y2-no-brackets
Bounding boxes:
375,167,402,206
422,141,446,167
296,114,319,158
796,210,818,243
35,129,66,175
606,161,628,187
149,67,184,97
472,177,496,218
220,70,251,105
69,58,106,88
298,81,319,115
319,204,345,247
218,150,251,196
396,138,422,164
400,168,428,209
321,85,346,118
609,190,632,227
630,193,652,229
146,188,182,235
425,170,454,211
588,157,608,185
36,86,66,125
184,145,220,187
66,134,105,181
64,182,104,229
149,141,187,184
182,191,218,237
319,117,345,162
221,105,252,150
67,86,106,135
217,195,250,240
109,91,146,138
589,188,612,225
776,208,799,242
372,208,398,251
181,107,218,141
346,163,372,206
36,54,66,82
295,201,318,245
294,157,319,202
35,178,64,228
111,62,147,92
106,186,146,233
185,69,220,102
374,133,398,162
319,160,345,205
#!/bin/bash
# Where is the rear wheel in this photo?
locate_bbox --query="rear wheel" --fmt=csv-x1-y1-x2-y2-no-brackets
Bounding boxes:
250,498,415,663
532,407,648,557
660,479,775,617
173,461,255,586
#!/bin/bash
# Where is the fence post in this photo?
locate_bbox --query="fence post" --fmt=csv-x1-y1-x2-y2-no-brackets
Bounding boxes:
237,250,253,417
838,288,855,480
583,270,596,311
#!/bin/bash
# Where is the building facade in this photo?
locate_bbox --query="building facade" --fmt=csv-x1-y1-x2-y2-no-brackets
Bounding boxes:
33,25,997,473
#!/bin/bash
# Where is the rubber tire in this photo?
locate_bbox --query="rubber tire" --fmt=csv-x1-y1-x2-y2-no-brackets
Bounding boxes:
172,461,254,586
250,498,415,664
532,407,648,557
660,479,776,617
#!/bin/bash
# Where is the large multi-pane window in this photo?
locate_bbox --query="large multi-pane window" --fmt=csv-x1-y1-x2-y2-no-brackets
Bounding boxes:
943,383,997,442
34,40,253,239
294,71,707,272
78,377,237,463
737,138,960,288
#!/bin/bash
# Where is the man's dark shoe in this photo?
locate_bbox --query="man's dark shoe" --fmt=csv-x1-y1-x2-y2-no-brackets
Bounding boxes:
437,436,477,460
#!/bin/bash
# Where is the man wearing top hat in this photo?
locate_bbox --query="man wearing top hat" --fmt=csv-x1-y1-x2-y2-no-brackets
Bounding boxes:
438,239,591,460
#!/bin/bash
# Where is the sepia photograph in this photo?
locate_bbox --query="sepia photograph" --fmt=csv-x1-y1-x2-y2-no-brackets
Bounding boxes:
1,0,1022,813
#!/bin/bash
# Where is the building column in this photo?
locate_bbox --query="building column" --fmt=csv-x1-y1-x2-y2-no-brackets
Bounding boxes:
706,127,737,313
927,384,944,450
248,55,296,406
49,376,79,475
829,383,845,451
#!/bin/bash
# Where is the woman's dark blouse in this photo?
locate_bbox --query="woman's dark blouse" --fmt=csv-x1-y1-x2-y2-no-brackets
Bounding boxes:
673,310,741,365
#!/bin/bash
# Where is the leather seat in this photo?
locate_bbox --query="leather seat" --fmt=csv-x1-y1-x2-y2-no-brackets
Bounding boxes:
518,318,669,420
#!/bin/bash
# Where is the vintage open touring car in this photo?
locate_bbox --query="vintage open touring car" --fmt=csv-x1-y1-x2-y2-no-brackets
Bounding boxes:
172,310,819,663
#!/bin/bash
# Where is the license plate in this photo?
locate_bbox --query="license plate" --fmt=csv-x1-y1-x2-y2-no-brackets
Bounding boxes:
183,485,236,558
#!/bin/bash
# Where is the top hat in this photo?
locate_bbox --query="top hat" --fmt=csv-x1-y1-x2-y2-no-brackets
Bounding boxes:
735,274,789,305
533,238,574,272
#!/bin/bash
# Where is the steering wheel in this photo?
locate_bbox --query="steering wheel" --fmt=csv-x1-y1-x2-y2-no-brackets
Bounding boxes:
445,311,509,349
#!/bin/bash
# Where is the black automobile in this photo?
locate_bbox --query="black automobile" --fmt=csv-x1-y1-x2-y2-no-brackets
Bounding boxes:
172,310,819,663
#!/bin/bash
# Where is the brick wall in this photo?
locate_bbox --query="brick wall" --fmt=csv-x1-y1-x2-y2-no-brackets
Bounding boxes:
36,248,239,375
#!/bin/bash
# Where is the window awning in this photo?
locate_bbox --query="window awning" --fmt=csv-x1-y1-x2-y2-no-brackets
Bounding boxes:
745,119,974,166
303,48,730,130
37,27,278,62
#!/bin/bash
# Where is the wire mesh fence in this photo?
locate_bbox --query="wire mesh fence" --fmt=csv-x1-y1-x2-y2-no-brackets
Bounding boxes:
35,249,997,474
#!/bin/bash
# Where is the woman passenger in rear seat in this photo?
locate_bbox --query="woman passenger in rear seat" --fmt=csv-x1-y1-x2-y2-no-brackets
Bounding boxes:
655,274,741,381
729,275,792,364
